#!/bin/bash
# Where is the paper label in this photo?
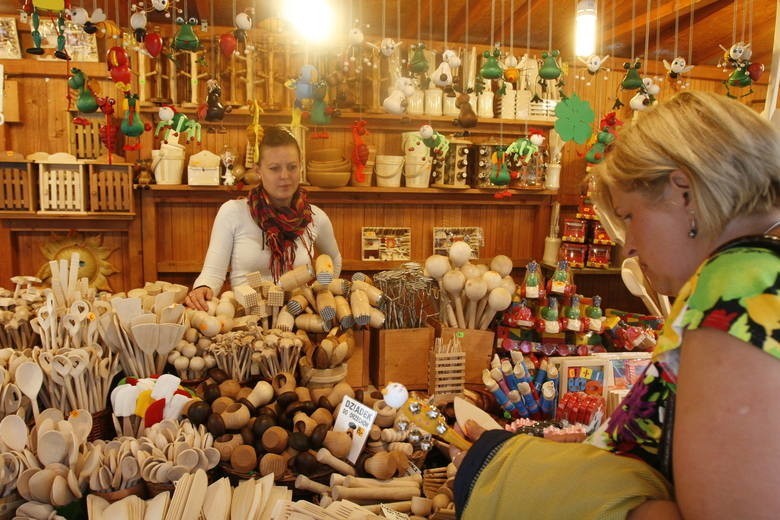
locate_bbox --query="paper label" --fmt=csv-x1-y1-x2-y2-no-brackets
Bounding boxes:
525,285,539,298
381,504,410,519
333,395,378,463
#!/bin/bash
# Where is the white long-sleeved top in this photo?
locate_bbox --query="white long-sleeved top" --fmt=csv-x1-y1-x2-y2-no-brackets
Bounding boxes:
192,198,342,293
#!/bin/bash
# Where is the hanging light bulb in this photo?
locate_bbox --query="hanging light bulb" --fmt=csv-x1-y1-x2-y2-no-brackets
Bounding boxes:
575,0,597,57
281,0,335,44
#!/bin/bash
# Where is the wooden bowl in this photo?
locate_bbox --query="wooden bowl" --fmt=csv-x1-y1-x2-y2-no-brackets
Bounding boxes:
308,148,344,162
307,170,351,188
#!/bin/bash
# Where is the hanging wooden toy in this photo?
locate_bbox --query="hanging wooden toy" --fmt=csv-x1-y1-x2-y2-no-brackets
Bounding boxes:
68,68,99,114
120,92,150,151
172,17,200,52
67,6,99,35
611,59,644,109
579,54,610,75
245,99,264,166
309,81,339,138
663,57,693,80
286,64,318,110
129,8,147,42
629,77,660,112
718,41,764,98
22,0,71,58
480,47,503,80
585,112,622,165
382,77,415,115
96,97,119,163
489,146,512,198
107,46,132,92
351,120,370,183
233,9,253,50
155,105,201,144
505,130,545,165
200,79,232,123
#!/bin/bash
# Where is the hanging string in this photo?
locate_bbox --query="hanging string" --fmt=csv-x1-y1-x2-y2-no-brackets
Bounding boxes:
741,0,747,43
444,0,448,48
210,0,215,75
417,0,422,44
381,0,386,39
524,0,531,134
672,1,679,58
655,0,661,63
731,0,737,45
630,0,636,59
490,0,495,45
548,0,552,50
611,0,616,58
748,0,753,44
429,0,433,50
509,0,514,55
687,0,694,64
397,0,401,43
643,0,651,61
500,0,505,47
114,0,120,28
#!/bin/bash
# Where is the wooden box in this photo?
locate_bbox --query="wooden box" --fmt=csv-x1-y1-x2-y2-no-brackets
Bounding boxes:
345,328,370,389
439,328,496,384
428,349,466,400
88,162,134,213
370,326,435,389
38,155,87,213
0,157,36,212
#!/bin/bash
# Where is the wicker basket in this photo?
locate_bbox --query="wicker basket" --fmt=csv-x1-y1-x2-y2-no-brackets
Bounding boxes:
0,491,24,520
144,480,175,498
88,408,116,442
90,481,147,503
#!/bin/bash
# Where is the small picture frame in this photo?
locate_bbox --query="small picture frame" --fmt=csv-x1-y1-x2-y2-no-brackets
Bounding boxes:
36,19,99,62
432,226,484,258
558,357,609,400
0,17,22,60
361,227,411,261
593,352,652,390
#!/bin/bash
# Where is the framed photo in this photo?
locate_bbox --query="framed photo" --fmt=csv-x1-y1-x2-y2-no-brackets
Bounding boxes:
361,227,411,261
558,357,609,400
432,226,484,258
593,352,652,390
0,17,22,60
37,19,99,62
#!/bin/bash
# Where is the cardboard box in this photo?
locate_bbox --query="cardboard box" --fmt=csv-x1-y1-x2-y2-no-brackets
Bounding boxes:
370,327,435,389
439,327,496,384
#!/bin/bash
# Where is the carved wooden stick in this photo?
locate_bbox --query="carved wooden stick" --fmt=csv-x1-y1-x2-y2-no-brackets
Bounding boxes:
332,485,421,502
316,447,355,476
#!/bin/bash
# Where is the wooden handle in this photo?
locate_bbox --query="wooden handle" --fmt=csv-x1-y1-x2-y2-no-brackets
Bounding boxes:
278,264,314,292
315,254,334,285
351,280,384,306
332,485,421,502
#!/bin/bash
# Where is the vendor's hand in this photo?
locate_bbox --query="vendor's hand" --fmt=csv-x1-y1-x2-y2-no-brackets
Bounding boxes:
184,286,213,311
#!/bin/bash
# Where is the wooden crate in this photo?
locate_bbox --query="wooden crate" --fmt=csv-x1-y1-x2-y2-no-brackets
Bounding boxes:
344,328,370,389
439,327,496,384
0,157,36,212
428,349,466,400
70,115,105,160
88,162,134,213
38,155,87,213
370,326,435,389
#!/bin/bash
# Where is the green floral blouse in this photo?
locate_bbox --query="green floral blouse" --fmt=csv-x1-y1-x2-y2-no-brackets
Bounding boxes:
588,237,780,479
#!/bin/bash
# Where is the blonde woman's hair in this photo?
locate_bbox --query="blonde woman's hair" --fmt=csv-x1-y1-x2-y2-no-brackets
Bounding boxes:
591,90,780,240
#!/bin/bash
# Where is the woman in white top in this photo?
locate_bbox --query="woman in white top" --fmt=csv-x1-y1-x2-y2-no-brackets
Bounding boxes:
185,126,342,310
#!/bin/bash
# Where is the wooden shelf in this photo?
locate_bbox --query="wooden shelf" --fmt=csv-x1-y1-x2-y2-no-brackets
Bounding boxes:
0,211,135,221
542,262,621,275
141,106,555,136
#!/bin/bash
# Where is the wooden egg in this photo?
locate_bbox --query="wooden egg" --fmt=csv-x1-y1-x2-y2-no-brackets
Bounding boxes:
289,431,310,452
322,431,351,459
211,396,235,414
184,327,199,343
247,381,274,408
218,379,241,399
202,384,221,404
294,450,319,475
215,300,236,319
309,423,329,450
199,315,221,338
186,401,211,425
206,413,226,437
230,444,258,474
364,452,397,480
207,367,229,384
262,426,289,453
258,453,286,480
310,408,333,427
252,414,276,438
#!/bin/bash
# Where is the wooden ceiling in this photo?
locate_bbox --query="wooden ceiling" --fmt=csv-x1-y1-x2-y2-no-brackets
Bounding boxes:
185,0,776,70
1,1,776,70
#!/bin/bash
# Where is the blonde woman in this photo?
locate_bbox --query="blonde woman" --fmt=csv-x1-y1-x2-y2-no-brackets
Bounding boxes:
454,91,780,519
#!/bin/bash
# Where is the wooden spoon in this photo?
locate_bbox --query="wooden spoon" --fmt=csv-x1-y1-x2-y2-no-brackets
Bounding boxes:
442,270,467,328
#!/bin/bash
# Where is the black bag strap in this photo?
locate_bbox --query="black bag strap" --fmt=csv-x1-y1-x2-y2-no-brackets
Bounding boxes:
711,234,780,256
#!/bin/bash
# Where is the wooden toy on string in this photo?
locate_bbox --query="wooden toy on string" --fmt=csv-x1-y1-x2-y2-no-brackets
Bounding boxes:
155,105,201,144
245,99,264,166
718,41,764,98
96,97,120,163
120,92,150,151
200,79,232,123
67,6,100,35
134,28,165,105
67,68,99,115
22,0,70,58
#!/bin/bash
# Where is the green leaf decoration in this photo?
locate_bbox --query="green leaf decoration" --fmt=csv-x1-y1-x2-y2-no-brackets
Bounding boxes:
554,93,595,144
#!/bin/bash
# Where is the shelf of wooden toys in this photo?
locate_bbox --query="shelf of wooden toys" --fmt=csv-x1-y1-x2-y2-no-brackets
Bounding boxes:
142,106,556,137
